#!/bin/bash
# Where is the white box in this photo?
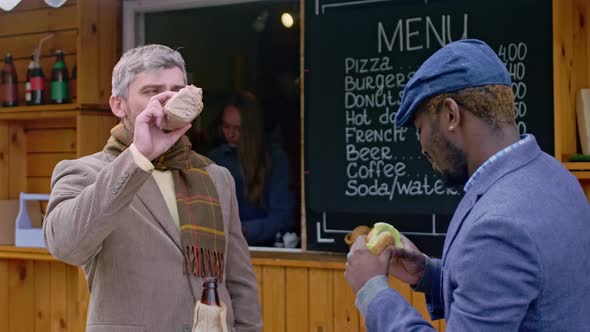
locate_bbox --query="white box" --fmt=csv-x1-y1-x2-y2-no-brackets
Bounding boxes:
15,193,49,248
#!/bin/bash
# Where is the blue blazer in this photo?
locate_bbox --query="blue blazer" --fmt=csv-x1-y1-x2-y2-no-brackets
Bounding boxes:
365,136,590,331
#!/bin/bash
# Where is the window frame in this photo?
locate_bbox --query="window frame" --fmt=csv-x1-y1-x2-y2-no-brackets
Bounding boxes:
122,0,266,51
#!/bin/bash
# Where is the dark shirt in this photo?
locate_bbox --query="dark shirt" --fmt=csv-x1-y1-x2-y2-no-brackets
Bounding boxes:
209,143,295,246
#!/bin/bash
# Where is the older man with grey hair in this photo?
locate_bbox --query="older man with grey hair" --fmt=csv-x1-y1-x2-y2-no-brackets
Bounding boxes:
44,44,262,332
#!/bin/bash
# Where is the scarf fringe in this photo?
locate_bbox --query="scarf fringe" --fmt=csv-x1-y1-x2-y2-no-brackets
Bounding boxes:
185,246,225,282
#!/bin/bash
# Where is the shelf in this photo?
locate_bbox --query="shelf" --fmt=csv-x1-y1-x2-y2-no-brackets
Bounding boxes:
250,250,345,269
0,245,347,268
563,162,590,171
572,171,590,180
0,103,111,121
0,245,56,262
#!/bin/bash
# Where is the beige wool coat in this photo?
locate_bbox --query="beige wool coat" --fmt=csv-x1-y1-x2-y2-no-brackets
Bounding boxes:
44,148,262,332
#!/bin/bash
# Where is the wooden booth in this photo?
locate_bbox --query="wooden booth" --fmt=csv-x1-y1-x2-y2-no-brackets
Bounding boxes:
1,0,589,331
0,1,120,331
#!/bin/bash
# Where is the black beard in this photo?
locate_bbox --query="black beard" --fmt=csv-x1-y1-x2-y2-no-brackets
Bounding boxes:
439,138,468,188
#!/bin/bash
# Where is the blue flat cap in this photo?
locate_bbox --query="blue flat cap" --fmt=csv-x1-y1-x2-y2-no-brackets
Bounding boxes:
394,39,511,127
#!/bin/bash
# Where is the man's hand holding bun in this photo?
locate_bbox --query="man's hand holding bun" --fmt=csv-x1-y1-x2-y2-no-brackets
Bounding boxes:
345,235,391,294
365,222,427,285
388,234,428,286
345,222,429,293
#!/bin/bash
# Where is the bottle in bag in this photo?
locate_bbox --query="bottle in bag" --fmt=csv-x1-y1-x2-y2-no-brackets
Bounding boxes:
50,50,69,104
2,53,18,107
200,277,220,307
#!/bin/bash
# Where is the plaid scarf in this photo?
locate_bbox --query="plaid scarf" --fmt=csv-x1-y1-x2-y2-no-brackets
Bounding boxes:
104,124,225,281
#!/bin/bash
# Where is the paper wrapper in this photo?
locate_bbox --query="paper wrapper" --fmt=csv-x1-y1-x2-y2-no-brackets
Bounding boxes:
192,301,229,332
164,84,204,130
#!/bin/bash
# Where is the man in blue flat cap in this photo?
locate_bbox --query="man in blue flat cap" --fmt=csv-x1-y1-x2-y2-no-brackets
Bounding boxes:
345,39,590,331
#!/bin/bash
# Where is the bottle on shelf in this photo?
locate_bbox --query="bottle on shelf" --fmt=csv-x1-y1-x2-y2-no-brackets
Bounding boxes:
28,54,45,105
69,64,77,103
200,277,221,307
50,50,69,104
25,54,34,105
2,53,18,107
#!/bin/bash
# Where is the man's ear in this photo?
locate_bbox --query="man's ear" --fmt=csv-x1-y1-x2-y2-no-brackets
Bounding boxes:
110,95,126,118
442,97,461,131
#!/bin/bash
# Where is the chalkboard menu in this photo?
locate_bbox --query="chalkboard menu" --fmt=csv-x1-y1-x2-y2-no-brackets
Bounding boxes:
304,0,553,255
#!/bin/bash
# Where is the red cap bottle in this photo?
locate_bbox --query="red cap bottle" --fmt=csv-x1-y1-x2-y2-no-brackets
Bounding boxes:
2,53,18,107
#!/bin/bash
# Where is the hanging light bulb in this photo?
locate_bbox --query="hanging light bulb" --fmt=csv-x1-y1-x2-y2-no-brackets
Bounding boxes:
0,0,21,11
281,12,294,29
43,0,66,8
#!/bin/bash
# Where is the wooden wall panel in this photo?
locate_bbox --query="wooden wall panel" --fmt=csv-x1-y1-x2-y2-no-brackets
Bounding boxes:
96,0,121,103
27,153,76,177
582,180,590,198
50,263,68,332
571,0,590,155
553,0,590,159
9,125,26,199
2,253,452,332
25,119,77,130
262,266,286,332
0,258,84,332
76,113,118,158
34,261,52,332
0,6,77,38
0,29,77,61
77,0,100,105
253,265,263,310
66,267,80,332
77,0,121,104
552,0,573,160
332,270,359,332
74,268,89,332
308,268,334,332
8,260,36,332
26,128,76,153
248,260,447,332
0,260,8,332
0,123,8,199
285,267,308,332
27,175,51,193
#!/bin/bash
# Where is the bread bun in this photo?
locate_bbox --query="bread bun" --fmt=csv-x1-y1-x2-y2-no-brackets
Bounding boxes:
366,222,403,255
344,225,371,247
163,85,204,130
